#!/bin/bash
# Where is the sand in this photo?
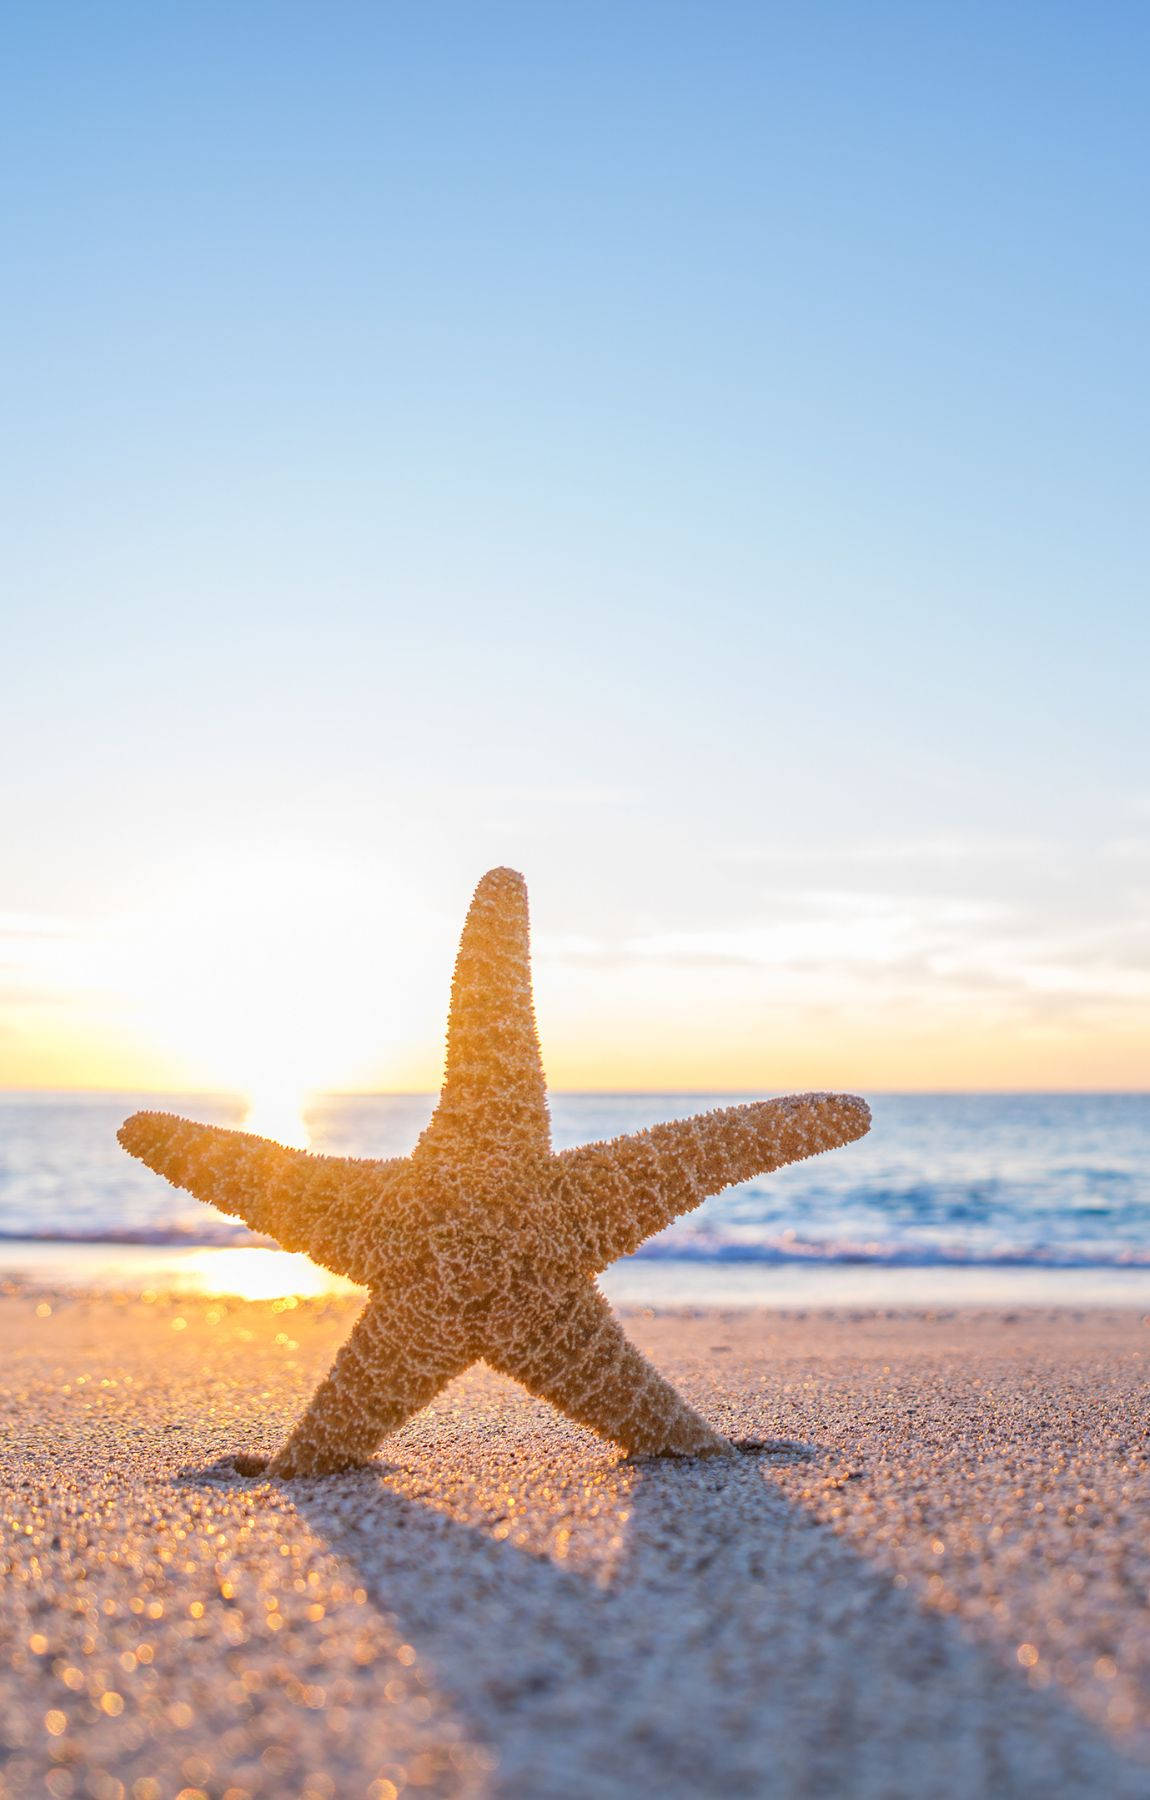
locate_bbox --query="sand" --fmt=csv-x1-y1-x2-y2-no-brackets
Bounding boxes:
1,1292,1148,1799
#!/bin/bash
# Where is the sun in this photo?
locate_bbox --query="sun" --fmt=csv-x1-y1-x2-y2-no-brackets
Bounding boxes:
103,844,450,1101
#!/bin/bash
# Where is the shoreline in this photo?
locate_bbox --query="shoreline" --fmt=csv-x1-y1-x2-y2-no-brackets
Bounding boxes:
1,1294,1148,1795
3,1236,1150,1310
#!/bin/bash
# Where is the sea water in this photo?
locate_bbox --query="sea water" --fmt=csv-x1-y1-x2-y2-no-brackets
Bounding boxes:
1,1091,1148,1304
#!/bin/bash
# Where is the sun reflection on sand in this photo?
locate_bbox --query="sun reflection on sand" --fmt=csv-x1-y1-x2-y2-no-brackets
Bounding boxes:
172,1247,359,1300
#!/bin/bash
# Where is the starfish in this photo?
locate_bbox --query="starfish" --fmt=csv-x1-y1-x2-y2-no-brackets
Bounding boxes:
118,868,870,1476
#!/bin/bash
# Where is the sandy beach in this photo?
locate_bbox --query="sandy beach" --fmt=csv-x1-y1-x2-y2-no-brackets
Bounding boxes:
1,1292,1147,1799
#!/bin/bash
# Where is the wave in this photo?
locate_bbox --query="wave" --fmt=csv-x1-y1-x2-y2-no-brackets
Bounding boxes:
632,1237,1150,1268
0,1225,266,1249
2,1225,1149,1270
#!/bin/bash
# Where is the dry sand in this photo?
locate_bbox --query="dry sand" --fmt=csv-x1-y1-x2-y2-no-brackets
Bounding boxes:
1,1291,1148,1799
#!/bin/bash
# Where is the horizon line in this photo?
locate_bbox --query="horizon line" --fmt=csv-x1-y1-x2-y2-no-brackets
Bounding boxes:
2,1085,1148,1100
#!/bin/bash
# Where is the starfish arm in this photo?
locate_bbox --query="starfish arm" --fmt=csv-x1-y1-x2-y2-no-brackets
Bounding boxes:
490,1284,730,1456
550,1092,871,1268
268,1296,472,1477
117,1110,407,1285
416,867,552,1162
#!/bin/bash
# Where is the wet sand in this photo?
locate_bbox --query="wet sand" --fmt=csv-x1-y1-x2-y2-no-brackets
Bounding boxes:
1,1293,1148,1798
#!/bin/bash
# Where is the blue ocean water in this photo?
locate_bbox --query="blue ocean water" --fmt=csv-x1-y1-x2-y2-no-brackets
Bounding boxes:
1,1091,1148,1271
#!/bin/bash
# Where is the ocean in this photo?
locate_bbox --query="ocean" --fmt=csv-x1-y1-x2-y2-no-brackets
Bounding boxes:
2,1091,1149,1306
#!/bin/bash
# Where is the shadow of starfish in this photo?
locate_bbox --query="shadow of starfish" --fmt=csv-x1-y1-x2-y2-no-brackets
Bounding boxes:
187,1430,1148,1800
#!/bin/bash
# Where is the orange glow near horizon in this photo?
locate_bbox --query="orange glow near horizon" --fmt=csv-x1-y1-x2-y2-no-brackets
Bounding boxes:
2,1017,1148,1095
1,850,1148,1095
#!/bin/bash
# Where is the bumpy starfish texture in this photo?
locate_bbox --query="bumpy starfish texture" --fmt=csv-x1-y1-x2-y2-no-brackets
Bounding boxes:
119,869,870,1476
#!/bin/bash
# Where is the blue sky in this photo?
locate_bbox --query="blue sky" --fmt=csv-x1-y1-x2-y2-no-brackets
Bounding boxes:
2,3,1148,1092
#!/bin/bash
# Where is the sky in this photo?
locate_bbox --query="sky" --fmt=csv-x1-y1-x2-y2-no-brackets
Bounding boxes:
2,1,1148,1100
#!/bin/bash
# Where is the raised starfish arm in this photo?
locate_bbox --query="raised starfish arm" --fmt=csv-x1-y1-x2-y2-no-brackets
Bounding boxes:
416,866,552,1163
268,1295,473,1477
117,1110,407,1286
549,1093,871,1270
491,1282,730,1456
